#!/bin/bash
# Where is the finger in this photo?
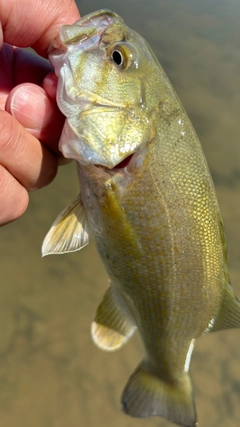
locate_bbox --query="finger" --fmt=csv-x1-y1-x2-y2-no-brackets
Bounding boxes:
1,0,80,57
5,83,65,155
42,72,58,101
0,110,58,191
0,164,29,225
0,44,53,110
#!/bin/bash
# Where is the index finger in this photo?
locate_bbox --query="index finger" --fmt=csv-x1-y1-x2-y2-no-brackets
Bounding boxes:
0,0,80,57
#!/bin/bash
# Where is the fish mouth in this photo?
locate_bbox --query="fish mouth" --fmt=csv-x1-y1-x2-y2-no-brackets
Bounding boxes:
48,9,121,58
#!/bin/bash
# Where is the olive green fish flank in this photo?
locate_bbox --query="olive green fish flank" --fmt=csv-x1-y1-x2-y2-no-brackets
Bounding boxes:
43,9,240,427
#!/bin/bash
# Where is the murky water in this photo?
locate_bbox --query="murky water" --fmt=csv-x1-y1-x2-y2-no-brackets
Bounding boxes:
1,1,240,426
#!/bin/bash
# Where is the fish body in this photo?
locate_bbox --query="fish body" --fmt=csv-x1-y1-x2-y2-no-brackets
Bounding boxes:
43,10,240,427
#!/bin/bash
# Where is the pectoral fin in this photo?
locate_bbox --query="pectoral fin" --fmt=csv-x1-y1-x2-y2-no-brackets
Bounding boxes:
209,284,240,332
91,285,136,351
42,194,89,256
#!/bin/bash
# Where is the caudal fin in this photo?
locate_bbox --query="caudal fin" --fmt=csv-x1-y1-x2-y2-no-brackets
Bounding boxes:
121,361,197,427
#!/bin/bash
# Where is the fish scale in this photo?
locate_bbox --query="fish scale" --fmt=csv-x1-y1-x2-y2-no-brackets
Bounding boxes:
42,9,240,427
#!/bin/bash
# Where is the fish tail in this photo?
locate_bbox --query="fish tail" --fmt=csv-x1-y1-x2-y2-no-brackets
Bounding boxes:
121,360,197,427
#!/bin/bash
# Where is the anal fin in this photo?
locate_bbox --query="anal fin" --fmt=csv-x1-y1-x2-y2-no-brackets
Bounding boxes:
209,284,240,333
121,360,197,427
91,285,136,351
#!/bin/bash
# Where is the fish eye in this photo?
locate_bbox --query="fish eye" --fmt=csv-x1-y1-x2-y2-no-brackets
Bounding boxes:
110,43,136,70
111,50,124,67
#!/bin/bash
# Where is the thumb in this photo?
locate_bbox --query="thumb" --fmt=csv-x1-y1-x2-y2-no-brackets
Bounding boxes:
5,82,65,155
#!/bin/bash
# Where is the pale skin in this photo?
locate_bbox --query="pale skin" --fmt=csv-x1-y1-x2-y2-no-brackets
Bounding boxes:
0,0,80,225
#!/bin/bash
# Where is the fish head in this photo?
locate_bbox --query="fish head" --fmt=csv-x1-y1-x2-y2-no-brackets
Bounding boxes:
48,9,161,168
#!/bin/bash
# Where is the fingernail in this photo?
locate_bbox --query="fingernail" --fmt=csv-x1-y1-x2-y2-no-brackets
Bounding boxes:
8,84,53,130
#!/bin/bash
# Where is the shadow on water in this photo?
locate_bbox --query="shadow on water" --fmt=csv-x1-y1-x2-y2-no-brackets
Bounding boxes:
0,1,240,426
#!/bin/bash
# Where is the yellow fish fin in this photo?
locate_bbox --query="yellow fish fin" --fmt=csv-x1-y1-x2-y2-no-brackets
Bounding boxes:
121,360,197,427
91,285,136,351
42,194,89,257
208,284,240,332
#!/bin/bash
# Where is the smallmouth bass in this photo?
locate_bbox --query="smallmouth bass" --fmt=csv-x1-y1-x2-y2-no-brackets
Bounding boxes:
42,10,240,427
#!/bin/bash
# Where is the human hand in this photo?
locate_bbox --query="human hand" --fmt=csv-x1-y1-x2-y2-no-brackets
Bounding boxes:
0,0,80,225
